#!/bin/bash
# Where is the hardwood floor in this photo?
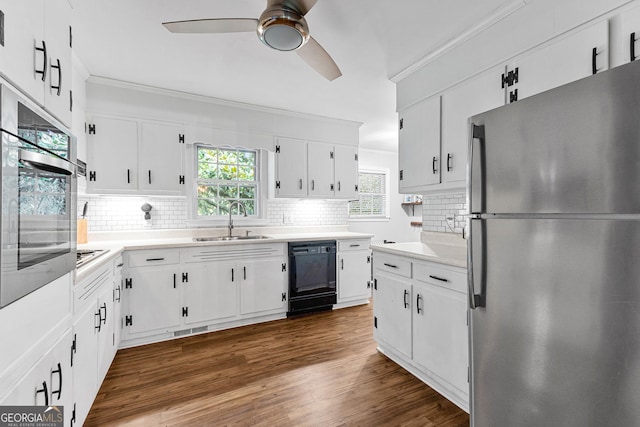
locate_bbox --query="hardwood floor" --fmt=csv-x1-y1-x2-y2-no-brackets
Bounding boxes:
86,303,469,426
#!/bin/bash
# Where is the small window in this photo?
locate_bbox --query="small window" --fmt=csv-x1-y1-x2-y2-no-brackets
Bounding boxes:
195,145,259,217
348,171,387,218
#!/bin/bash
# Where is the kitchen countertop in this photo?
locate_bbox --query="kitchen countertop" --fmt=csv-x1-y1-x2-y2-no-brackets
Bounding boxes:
371,232,467,268
75,227,373,282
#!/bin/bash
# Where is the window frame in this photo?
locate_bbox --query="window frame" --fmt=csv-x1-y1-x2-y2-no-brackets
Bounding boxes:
348,168,390,221
188,144,267,226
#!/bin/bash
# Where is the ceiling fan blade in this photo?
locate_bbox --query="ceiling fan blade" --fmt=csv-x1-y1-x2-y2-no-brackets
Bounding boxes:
296,36,341,80
285,0,318,15
162,18,258,34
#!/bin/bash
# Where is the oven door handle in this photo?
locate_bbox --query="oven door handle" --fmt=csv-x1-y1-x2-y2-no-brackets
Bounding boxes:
19,149,74,176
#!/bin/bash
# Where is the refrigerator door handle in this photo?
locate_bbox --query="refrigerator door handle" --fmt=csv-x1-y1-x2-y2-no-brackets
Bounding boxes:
468,217,486,309
469,123,485,214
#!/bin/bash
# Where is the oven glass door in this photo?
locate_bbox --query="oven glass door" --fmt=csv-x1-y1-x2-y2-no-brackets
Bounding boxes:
0,93,76,308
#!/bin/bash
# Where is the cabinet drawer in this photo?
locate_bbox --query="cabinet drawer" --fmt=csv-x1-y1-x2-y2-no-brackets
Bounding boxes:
338,239,371,252
374,252,412,278
127,250,180,267
414,262,466,294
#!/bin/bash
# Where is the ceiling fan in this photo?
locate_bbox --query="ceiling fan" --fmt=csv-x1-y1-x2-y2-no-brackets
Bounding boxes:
162,0,342,81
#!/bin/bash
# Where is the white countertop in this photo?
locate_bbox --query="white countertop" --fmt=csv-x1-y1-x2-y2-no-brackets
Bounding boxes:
371,232,467,268
75,227,373,281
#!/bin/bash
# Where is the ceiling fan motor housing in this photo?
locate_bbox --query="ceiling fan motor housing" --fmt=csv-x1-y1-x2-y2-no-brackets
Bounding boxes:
257,7,309,51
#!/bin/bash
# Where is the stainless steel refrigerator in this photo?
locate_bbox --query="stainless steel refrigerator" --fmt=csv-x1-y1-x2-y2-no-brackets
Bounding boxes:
468,58,640,426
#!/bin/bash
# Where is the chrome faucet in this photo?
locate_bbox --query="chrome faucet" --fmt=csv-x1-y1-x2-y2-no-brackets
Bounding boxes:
228,200,248,238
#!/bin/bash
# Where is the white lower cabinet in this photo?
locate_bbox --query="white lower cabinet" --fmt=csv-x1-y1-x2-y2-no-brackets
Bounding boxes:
73,257,122,426
0,329,73,424
337,239,372,305
123,244,287,345
372,250,469,412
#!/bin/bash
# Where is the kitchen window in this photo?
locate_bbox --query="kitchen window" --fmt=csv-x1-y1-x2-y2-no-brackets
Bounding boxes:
348,170,388,219
195,145,260,218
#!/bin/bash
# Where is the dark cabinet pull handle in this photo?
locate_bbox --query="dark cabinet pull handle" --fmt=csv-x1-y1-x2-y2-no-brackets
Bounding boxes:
35,40,47,81
592,47,598,75
298,179,303,190
341,259,344,270
349,244,360,247
447,153,453,172
429,274,449,283
311,179,315,191
94,309,102,332
148,170,151,184
36,381,49,406
243,266,246,280
337,181,341,192
100,303,107,325
127,169,130,184
50,58,62,96
432,156,438,174
173,274,176,289
231,268,234,282
383,263,398,269
631,32,637,62
116,285,121,302
416,294,423,314
146,258,165,262
51,363,62,400
403,289,409,309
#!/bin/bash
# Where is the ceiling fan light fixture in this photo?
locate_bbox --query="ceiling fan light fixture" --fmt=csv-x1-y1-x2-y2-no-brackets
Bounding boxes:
257,8,309,51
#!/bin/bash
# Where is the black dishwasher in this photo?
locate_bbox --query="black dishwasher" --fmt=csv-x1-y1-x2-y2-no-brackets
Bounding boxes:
288,241,337,316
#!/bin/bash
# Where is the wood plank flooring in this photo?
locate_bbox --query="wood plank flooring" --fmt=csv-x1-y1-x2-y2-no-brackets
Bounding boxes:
86,303,469,426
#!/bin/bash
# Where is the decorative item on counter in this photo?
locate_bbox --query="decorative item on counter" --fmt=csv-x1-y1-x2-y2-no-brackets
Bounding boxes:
141,203,153,220
77,201,88,244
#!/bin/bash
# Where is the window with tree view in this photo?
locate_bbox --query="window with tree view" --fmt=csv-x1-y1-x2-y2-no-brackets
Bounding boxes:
348,171,387,218
196,145,258,217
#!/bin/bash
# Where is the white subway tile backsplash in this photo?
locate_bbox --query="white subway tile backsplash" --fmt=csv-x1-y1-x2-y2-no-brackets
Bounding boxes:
422,192,468,234
78,196,349,231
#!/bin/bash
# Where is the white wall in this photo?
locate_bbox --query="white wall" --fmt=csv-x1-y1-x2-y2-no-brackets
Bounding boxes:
348,148,420,243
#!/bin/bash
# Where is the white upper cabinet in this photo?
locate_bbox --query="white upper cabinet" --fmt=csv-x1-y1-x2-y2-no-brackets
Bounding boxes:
86,115,185,195
441,65,506,186
398,96,441,193
0,0,72,126
511,20,609,103
87,116,138,193
619,4,640,64
307,142,334,198
333,144,359,200
275,137,359,200
275,137,307,197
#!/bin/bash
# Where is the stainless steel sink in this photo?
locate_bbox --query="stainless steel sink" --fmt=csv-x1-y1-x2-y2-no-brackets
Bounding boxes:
193,235,271,242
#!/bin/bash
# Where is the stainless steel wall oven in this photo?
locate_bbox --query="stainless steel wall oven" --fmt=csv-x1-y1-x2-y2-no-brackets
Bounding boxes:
1,84,76,308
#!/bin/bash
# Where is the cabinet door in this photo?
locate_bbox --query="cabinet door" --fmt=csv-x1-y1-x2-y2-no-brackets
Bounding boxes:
338,251,371,301
372,271,412,358
413,282,468,393
42,0,71,126
126,266,180,334
240,258,287,315
334,145,359,200
184,261,238,324
441,65,505,186
139,121,185,194
0,0,45,104
87,116,138,193
275,138,306,197
515,20,609,101
307,142,334,198
1,330,73,424
72,304,99,425
96,285,115,384
398,96,441,192
621,5,640,64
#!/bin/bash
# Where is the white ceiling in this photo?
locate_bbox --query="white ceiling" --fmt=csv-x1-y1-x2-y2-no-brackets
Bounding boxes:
72,0,512,151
